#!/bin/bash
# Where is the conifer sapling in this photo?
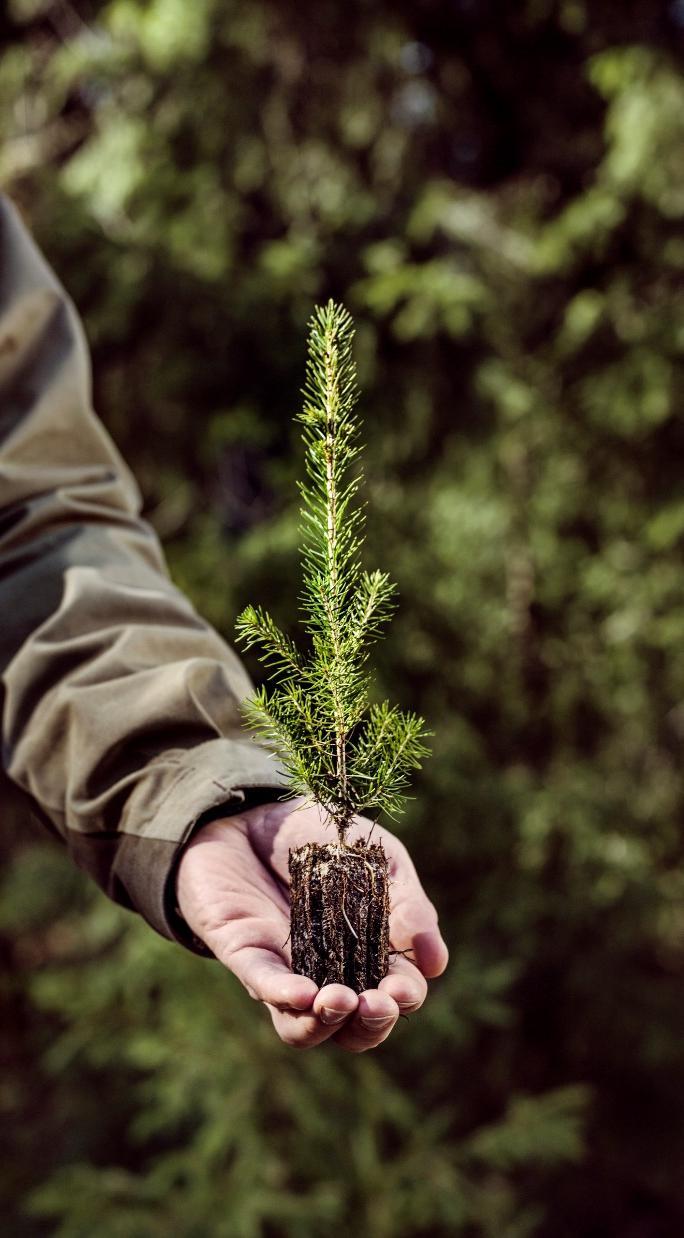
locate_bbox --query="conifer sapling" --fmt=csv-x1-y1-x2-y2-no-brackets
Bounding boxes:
236,301,430,993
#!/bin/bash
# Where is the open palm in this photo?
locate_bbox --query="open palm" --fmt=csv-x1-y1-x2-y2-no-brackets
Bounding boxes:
176,798,448,1051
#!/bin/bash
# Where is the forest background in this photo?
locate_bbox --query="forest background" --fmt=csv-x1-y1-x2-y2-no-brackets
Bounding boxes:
1,1,684,1235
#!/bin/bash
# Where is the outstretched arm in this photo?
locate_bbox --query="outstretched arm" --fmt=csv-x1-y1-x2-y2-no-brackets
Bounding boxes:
0,193,286,946
0,197,448,1049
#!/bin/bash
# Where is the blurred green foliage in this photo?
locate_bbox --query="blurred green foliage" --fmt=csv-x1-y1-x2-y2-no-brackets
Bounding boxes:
1,0,684,1234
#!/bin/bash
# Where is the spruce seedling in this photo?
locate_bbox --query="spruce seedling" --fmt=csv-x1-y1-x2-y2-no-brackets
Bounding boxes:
236,300,430,992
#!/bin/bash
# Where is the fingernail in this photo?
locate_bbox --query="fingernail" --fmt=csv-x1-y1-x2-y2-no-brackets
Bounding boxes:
320,1007,349,1025
397,1000,418,1010
360,1015,395,1030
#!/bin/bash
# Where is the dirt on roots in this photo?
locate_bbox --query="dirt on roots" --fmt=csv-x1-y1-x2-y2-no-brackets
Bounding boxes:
289,840,390,994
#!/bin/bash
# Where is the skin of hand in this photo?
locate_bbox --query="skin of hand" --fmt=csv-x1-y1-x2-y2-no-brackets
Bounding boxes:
176,797,449,1052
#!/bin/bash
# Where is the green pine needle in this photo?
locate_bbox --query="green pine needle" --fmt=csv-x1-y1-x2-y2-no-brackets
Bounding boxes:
236,300,431,838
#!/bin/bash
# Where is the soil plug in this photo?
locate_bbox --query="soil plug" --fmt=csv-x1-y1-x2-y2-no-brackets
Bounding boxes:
236,301,430,994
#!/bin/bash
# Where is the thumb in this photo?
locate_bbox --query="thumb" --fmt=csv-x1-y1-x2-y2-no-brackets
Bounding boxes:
390,895,449,978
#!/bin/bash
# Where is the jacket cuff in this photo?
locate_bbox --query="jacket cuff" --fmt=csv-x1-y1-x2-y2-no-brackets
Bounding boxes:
108,737,288,954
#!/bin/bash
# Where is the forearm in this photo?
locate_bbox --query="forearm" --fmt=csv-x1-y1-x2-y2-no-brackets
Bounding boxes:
0,194,286,946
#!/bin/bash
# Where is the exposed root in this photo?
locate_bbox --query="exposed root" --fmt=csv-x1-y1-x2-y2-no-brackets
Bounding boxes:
342,902,359,940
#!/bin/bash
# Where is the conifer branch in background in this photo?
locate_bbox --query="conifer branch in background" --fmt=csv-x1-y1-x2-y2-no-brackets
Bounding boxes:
236,300,431,840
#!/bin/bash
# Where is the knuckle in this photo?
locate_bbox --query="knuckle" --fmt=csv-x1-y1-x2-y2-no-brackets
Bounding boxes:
387,841,411,872
337,1038,372,1054
337,1023,395,1053
347,1035,387,1053
278,1026,315,1050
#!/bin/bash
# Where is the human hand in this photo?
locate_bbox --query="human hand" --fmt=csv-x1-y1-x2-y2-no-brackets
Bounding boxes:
176,798,448,1052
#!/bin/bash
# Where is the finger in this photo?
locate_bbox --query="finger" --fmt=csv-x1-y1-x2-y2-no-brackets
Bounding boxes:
213,939,318,1012
389,895,449,978
331,989,400,1053
266,1004,345,1049
378,953,428,1013
263,983,358,1049
379,838,449,979
313,983,358,1027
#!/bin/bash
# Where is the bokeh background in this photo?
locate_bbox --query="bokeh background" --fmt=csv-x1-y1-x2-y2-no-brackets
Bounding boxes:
1,1,684,1234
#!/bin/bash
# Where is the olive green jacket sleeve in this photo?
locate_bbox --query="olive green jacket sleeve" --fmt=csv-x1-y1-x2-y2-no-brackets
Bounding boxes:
0,193,287,948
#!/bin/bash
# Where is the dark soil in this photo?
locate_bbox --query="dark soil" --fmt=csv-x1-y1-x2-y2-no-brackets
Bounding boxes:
288,839,390,994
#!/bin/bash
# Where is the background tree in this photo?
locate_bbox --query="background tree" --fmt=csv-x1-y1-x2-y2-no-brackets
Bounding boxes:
1,1,684,1235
